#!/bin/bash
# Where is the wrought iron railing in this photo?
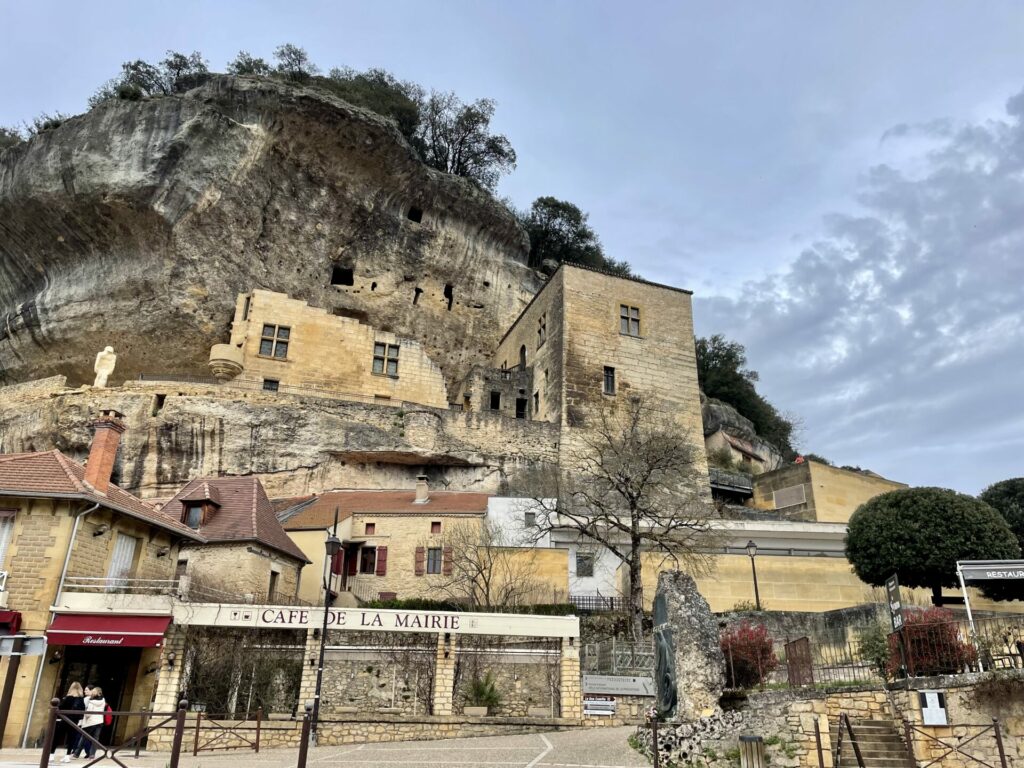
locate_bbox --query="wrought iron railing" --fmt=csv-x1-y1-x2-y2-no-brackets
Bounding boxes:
61,576,310,606
569,594,627,613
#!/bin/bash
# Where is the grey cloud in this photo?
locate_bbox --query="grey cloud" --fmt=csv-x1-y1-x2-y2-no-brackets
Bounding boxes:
695,88,1024,494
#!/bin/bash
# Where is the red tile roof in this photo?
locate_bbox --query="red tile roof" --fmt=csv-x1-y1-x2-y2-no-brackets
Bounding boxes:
165,476,310,562
0,450,203,540
279,489,491,530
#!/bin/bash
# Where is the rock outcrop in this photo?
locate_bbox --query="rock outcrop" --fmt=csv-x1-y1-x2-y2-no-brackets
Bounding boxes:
0,379,558,498
653,571,725,722
0,75,538,391
701,394,783,470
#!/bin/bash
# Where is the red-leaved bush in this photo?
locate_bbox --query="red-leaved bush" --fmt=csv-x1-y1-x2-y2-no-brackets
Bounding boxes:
887,607,977,678
720,621,778,688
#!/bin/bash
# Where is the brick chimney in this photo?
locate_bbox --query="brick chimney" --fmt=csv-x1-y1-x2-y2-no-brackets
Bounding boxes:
414,475,430,504
84,409,126,494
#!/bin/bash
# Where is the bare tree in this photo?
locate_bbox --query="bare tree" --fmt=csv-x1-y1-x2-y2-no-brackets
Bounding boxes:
427,520,548,610
524,396,714,640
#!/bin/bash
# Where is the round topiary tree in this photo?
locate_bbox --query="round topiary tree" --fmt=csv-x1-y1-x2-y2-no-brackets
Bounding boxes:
845,487,1021,604
980,478,1024,547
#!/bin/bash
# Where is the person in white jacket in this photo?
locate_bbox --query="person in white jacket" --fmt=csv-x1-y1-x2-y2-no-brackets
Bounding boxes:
70,687,106,760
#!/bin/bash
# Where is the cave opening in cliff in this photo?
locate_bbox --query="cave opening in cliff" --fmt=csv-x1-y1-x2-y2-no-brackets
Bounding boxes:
331,265,355,286
443,283,454,311
413,287,423,305
407,206,423,223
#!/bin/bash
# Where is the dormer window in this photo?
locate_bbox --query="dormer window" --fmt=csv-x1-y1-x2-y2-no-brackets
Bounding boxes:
183,503,203,529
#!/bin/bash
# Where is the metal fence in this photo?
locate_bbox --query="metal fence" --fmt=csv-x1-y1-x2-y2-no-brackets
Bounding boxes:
568,594,627,613
582,638,654,674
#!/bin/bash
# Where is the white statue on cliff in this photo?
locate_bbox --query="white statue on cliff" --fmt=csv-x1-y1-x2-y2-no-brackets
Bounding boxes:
93,346,117,388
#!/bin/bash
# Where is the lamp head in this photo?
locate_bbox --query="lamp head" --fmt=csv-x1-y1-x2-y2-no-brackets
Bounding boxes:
745,540,758,558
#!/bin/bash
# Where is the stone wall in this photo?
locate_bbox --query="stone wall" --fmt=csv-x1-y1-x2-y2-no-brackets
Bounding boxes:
491,271,564,424
222,290,450,408
180,541,303,602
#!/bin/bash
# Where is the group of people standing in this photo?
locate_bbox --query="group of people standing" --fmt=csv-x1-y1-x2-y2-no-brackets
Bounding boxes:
51,683,108,761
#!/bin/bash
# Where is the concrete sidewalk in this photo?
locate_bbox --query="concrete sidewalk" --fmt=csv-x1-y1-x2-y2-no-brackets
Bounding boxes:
0,727,648,768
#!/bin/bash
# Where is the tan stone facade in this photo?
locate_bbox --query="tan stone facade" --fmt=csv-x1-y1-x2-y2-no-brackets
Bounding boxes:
0,496,184,747
212,289,449,407
752,460,907,523
179,542,303,603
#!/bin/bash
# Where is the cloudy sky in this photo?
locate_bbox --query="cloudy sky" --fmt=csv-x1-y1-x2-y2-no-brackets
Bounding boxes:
3,2,1023,493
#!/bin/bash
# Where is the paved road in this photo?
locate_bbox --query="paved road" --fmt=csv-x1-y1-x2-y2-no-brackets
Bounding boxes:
0,727,649,768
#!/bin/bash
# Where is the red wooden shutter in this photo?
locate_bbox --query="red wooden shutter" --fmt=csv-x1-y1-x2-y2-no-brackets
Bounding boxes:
347,550,358,576
442,546,453,576
375,546,388,576
414,546,425,577
331,549,344,575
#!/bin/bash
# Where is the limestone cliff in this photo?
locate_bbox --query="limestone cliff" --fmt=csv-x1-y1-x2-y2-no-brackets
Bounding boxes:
0,75,537,391
701,393,783,471
0,378,557,498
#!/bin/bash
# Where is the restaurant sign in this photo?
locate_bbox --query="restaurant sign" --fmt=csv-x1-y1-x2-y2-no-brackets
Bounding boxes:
958,560,1024,583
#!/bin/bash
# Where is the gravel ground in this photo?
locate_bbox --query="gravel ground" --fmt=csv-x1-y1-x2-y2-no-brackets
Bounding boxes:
0,726,649,768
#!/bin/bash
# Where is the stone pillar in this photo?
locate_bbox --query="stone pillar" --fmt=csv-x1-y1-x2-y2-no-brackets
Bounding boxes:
147,626,188,749
297,628,321,712
559,636,582,721
431,633,456,715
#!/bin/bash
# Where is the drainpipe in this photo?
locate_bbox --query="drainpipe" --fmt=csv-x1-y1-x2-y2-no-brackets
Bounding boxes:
21,502,99,748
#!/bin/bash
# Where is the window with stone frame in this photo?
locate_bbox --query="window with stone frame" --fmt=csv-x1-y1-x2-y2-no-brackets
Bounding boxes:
575,552,595,578
259,324,290,359
426,547,443,574
603,366,616,395
262,378,279,392
364,522,376,535
0,510,14,567
489,391,501,411
372,342,400,377
537,312,547,346
359,546,377,574
619,305,641,336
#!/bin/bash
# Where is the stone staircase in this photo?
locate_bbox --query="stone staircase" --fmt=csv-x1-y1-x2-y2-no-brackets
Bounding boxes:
830,718,916,768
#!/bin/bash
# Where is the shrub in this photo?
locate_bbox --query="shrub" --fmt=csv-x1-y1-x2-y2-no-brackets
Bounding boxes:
856,622,892,678
887,608,977,678
466,671,501,709
721,621,778,688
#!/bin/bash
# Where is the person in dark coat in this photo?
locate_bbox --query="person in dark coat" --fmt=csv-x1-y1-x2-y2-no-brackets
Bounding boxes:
53,682,85,760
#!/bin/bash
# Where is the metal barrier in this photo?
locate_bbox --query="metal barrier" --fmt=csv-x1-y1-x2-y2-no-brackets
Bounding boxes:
39,699,187,768
192,708,262,754
903,717,1008,768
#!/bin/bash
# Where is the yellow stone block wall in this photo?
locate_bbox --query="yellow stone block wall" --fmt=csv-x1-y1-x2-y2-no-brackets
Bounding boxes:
346,515,569,603
491,274,564,423
559,268,708,479
807,462,907,523
348,513,485,600
752,462,907,523
0,498,182,746
624,551,1021,615
228,290,449,407
180,542,302,601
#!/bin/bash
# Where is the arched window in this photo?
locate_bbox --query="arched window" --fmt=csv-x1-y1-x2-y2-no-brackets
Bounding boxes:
519,345,527,369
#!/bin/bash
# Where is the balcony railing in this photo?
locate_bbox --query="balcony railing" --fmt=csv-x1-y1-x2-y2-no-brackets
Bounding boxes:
61,577,310,606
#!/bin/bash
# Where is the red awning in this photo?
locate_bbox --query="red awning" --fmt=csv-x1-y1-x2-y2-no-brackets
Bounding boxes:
47,614,171,648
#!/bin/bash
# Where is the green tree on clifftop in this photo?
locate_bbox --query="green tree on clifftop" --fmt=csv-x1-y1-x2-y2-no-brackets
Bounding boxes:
516,196,631,276
695,334,796,456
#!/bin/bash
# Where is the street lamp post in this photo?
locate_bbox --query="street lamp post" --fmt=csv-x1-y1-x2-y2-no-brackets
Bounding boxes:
745,540,762,611
311,510,342,745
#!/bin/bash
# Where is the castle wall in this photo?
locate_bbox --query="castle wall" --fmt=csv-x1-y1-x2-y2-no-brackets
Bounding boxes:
491,272,565,424
224,289,449,408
